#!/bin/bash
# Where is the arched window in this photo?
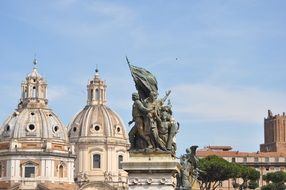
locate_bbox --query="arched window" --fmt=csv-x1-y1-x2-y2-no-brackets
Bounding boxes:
24,89,28,98
95,89,100,100
118,155,123,169
25,164,35,178
90,89,94,100
32,86,36,98
93,154,101,168
59,165,64,178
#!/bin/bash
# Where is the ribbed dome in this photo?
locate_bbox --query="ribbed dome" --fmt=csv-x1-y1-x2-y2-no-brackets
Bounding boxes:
68,70,128,142
0,61,68,143
0,108,68,142
69,105,127,140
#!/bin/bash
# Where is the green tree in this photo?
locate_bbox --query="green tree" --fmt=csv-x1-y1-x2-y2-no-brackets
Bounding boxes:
232,165,260,190
198,155,239,190
261,171,286,190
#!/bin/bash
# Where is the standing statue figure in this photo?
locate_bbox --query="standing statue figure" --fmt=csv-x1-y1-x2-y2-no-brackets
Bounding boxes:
127,58,178,154
128,93,153,150
144,91,165,150
177,145,200,189
177,155,192,189
187,146,200,181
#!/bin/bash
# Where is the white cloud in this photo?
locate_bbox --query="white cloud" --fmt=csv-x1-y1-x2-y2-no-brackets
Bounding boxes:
172,83,286,123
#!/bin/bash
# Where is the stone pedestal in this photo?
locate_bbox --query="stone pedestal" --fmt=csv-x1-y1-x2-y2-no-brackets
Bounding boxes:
122,151,180,190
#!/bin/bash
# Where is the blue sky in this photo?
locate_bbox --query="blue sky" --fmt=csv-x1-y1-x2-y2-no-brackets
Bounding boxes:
0,0,286,155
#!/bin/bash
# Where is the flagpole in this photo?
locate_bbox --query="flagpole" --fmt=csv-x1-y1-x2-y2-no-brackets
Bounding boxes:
126,56,135,79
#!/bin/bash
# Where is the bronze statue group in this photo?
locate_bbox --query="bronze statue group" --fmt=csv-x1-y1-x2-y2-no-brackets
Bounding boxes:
127,59,200,189
128,90,178,154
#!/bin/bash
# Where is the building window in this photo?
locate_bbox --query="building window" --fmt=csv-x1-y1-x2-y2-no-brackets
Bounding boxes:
59,165,64,178
94,125,100,131
90,89,94,100
265,157,269,163
93,154,101,168
32,86,36,98
25,164,35,178
24,90,27,98
275,157,279,162
231,157,236,163
118,155,123,169
95,89,100,100
254,157,259,162
243,157,247,163
27,124,36,132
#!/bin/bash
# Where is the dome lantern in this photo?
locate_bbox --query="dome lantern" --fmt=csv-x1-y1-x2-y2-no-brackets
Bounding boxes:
87,69,107,106
19,59,48,109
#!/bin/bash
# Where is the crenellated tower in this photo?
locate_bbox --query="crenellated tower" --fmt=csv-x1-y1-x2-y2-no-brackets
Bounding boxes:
260,110,286,152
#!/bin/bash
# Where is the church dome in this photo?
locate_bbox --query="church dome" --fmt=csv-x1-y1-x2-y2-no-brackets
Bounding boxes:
69,105,127,140
68,70,127,141
0,108,68,142
0,59,76,190
0,60,68,143
68,69,129,189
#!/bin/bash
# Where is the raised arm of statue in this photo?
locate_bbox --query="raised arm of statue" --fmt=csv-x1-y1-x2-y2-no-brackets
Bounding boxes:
161,90,171,103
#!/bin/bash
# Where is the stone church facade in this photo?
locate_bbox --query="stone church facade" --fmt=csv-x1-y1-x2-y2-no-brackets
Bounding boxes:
0,60,129,190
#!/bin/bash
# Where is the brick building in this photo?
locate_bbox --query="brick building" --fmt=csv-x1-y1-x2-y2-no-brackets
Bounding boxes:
196,110,286,190
260,110,286,152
